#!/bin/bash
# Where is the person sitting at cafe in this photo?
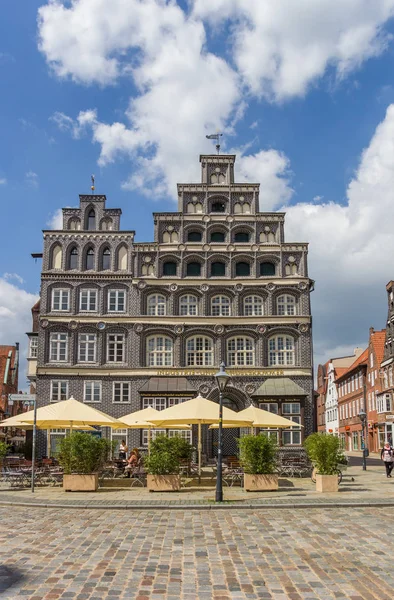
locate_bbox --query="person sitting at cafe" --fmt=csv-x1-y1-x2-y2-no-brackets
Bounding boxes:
124,450,138,477
119,440,128,460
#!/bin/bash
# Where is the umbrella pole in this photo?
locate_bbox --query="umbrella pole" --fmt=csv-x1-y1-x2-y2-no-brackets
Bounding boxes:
198,422,202,483
148,428,152,456
47,428,51,458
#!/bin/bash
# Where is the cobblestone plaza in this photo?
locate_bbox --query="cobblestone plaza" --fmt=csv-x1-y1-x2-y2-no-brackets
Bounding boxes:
0,504,392,600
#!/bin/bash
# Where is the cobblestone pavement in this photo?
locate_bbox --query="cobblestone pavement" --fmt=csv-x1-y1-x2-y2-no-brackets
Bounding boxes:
0,505,392,600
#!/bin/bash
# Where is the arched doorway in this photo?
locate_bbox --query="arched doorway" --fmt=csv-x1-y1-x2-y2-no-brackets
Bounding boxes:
206,388,247,459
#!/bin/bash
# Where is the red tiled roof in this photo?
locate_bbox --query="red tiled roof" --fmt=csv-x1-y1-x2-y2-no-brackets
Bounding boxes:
336,348,368,381
371,330,386,365
334,367,348,378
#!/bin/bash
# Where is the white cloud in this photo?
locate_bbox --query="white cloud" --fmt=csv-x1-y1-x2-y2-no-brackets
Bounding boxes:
0,277,39,390
283,104,394,356
47,208,63,230
25,171,39,188
0,177,6,185
3,273,25,285
193,0,394,100
50,110,97,139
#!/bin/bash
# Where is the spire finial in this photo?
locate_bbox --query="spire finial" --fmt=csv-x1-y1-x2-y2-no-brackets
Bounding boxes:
91,174,95,193
206,132,223,155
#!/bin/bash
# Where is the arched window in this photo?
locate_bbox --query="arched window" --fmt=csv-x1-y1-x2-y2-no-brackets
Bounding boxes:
69,219,80,231
146,336,173,367
100,219,113,231
268,335,295,366
87,209,95,231
235,262,250,276
210,173,225,184
142,264,155,276
234,203,242,214
101,248,111,270
211,295,230,316
277,295,296,316
210,261,225,277
243,203,251,214
180,294,198,316
186,336,213,366
195,202,203,213
260,262,275,276
117,246,128,271
187,231,202,242
244,295,263,316
51,244,62,269
163,231,178,243
285,263,298,275
85,248,94,270
186,262,201,276
163,261,177,276
234,232,250,243
210,231,225,243
227,337,254,366
147,294,166,316
68,247,78,270
260,231,276,243
211,201,226,213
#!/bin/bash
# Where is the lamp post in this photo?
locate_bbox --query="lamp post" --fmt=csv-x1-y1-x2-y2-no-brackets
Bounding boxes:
214,362,231,502
358,410,367,471
24,398,37,492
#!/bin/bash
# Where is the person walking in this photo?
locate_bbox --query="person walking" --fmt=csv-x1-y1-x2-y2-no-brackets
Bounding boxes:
381,442,394,477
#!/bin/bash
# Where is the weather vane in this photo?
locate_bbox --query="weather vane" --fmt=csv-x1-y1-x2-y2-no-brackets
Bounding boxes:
91,174,95,193
206,132,223,155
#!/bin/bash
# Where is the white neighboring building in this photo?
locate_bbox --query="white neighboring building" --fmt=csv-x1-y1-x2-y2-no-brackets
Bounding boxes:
324,350,364,435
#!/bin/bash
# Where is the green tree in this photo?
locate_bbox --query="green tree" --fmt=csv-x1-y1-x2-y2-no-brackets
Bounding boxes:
304,433,343,475
238,434,278,474
57,432,114,475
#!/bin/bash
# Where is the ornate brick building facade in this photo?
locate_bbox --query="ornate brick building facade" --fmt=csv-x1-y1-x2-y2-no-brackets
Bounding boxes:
35,153,314,456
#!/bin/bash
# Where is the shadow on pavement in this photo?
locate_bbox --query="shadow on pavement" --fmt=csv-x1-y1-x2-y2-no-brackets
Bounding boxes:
0,565,25,593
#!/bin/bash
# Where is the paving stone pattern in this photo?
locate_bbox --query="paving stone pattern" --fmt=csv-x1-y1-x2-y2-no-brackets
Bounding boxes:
0,506,392,600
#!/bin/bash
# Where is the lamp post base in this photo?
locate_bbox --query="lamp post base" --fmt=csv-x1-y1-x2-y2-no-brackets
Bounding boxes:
215,489,223,502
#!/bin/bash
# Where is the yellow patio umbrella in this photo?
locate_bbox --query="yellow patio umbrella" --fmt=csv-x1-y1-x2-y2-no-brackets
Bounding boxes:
149,395,253,477
119,407,191,454
21,397,123,430
209,405,303,431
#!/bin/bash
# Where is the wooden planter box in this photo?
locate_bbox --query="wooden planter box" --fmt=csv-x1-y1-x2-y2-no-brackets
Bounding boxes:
63,473,98,492
315,474,338,493
147,474,181,492
244,473,278,492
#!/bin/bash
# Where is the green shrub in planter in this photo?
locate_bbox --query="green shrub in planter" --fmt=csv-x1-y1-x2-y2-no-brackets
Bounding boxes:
0,441,9,461
304,433,342,475
58,432,115,475
238,434,278,474
145,436,193,475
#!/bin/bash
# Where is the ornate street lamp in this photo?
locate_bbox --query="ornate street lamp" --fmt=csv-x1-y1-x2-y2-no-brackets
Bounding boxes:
215,362,231,502
358,410,367,471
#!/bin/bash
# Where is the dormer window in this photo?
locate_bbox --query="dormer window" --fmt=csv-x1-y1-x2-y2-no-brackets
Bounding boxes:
211,201,226,213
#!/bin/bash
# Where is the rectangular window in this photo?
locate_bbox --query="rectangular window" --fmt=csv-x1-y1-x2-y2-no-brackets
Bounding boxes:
352,400,356,417
345,404,348,419
352,431,359,450
351,377,354,392
282,402,300,415
108,290,126,312
78,333,97,363
107,334,125,363
259,403,279,414
50,333,68,362
356,398,359,415
111,428,128,457
50,380,68,402
29,337,38,358
52,289,70,311
168,397,189,407
167,429,192,443
282,416,301,445
113,382,130,403
80,289,97,312
370,353,374,368
142,397,166,411
84,381,101,403
142,428,166,446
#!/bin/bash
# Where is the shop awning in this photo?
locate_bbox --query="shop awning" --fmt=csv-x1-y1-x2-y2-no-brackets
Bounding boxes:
251,377,306,397
138,377,196,393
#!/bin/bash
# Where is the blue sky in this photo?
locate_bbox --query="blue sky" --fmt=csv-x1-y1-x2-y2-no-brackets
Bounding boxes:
2,0,394,385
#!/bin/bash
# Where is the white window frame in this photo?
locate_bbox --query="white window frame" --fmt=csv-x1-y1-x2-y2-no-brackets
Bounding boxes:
49,332,68,362
51,288,70,312
50,380,69,402
108,289,126,313
83,381,102,403
211,295,230,316
282,416,301,445
111,428,128,456
259,403,278,414
268,335,295,366
147,294,166,316
186,336,213,366
146,336,173,367
80,289,97,312
142,397,167,411
227,336,254,366
277,295,296,316
78,333,97,363
180,294,198,316
29,337,38,358
244,295,263,316
107,334,125,363
113,382,131,404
